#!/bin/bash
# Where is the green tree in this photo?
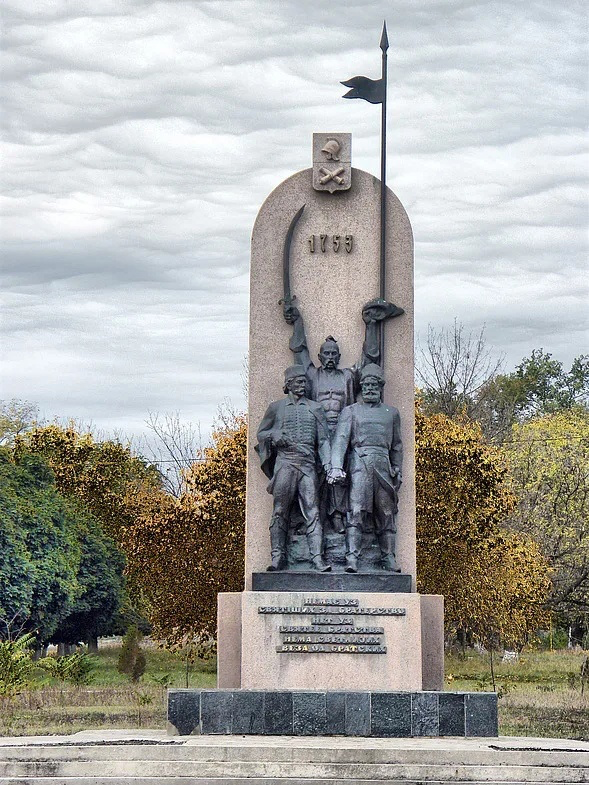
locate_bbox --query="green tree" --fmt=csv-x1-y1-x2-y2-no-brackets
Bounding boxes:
49,518,127,651
0,449,81,642
479,350,589,441
505,408,589,631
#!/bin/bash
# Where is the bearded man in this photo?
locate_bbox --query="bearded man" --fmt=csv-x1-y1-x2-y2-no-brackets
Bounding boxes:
328,363,402,573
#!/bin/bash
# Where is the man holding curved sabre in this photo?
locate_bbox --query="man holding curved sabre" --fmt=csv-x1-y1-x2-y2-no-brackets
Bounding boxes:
280,206,403,542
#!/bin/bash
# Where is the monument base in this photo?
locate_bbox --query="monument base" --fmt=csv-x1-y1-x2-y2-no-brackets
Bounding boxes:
167,688,498,738
252,571,412,592
218,590,443,692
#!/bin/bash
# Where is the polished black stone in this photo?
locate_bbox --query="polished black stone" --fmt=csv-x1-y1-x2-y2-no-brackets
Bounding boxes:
264,691,293,735
326,691,346,735
411,692,439,737
252,571,412,593
345,692,371,736
439,692,465,736
201,690,232,734
167,688,497,738
167,689,200,735
231,690,265,735
465,692,498,737
371,692,411,737
293,692,327,735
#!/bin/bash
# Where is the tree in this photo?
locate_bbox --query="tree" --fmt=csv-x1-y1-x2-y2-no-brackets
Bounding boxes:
0,449,81,642
49,518,127,650
416,321,504,422
13,424,162,543
415,408,551,648
480,350,589,438
118,625,146,682
0,400,38,446
505,408,589,631
143,411,203,497
417,327,588,442
122,412,247,650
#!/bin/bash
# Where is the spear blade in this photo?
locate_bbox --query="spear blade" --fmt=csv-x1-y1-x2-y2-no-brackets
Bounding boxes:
380,21,389,52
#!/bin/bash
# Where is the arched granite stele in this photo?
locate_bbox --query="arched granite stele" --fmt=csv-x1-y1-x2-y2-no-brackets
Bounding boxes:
246,167,415,586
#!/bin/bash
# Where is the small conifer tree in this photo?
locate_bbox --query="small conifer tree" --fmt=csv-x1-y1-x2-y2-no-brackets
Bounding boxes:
117,625,146,682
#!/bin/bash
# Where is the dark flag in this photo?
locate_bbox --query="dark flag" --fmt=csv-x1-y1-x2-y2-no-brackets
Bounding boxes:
341,75,384,104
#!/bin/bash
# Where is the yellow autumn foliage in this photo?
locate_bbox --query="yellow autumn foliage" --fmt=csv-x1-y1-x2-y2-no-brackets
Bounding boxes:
416,407,551,647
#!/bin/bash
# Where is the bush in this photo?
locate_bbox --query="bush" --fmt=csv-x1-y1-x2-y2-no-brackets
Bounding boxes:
39,651,96,685
117,626,146,682
0,633,36,696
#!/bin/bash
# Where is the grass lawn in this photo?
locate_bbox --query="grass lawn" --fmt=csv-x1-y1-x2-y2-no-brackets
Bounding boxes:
446,648,589,740
0,642,216,737
1,643,587,738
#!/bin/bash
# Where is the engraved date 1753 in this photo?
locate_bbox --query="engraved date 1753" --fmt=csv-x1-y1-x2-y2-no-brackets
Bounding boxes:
308,234,353,253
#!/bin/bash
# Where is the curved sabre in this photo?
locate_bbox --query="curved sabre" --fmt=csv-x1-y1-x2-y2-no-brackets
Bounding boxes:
278,204,305,308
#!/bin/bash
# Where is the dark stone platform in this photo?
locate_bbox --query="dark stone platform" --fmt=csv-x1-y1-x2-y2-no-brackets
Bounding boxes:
168,689,498,738
251,571,412,593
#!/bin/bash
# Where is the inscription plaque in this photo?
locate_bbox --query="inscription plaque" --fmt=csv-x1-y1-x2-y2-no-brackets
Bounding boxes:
258,598,404,655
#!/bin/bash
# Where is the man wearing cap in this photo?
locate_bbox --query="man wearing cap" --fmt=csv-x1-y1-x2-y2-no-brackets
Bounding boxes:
283,299,402,536
328,363,403,573
256,365,331,572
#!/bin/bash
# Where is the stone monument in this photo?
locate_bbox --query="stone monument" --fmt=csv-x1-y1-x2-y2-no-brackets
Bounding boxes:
168,27,498,737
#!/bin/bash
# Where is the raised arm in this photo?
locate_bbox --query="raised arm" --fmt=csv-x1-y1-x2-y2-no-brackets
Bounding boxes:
283,303,313,373
355,299,405,372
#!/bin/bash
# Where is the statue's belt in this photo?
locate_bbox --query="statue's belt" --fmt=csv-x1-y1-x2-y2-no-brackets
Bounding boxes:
354,446,390,459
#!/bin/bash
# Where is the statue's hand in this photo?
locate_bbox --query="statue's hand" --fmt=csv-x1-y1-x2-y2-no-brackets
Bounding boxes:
362,299,404,323
327,467,346,485
283,303,300,324
273,432,291,448
393,469,402,490
362,305,378,324
325,411,339,426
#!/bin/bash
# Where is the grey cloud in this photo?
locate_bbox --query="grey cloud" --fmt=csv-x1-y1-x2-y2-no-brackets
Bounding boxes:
1,0,587,439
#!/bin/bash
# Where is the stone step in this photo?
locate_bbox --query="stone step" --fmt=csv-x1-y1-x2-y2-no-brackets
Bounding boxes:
0,759,587,782
0,743,587,768
0,779,583,785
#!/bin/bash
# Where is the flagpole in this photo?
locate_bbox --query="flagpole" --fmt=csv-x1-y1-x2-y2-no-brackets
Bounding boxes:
379,21,389,364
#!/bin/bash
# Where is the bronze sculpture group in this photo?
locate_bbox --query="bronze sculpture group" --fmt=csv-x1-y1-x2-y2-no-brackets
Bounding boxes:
256,300,403,574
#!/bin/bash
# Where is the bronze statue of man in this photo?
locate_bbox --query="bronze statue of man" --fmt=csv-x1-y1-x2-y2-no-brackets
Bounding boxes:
283,299,402,535
256,365,331,572
328,363,402,573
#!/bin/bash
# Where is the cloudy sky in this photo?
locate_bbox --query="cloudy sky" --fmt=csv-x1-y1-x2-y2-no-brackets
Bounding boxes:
2,0,587,447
